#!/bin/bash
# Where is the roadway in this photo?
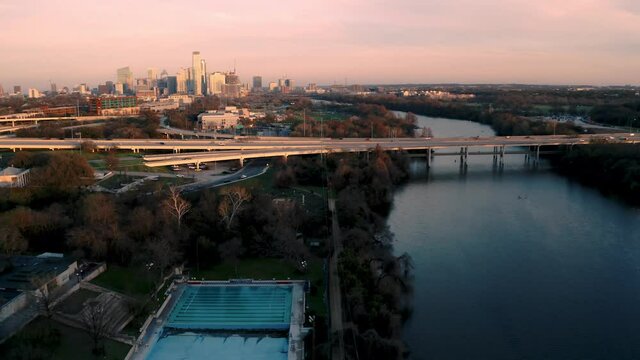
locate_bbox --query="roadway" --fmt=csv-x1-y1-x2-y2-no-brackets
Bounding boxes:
1,133,637,152
0,133,637,167
181,159,269,192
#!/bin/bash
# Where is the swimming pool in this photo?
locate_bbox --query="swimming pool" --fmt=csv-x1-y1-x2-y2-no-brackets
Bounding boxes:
147,333,289,360
166,284,293,330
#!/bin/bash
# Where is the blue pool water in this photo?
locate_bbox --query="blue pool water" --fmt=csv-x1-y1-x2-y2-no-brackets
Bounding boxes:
147,333,288,360
166,285,293,330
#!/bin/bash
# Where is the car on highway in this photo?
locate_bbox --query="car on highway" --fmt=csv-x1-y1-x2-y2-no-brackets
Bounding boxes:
240,174,247,179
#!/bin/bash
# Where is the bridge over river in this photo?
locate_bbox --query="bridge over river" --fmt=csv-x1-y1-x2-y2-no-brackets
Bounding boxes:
0,133,636,168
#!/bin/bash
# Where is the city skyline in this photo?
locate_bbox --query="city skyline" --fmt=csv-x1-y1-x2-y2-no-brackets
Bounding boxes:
1,0,639,89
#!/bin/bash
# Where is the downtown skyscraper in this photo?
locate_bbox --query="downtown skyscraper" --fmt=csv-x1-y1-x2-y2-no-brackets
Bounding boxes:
192,51,204,96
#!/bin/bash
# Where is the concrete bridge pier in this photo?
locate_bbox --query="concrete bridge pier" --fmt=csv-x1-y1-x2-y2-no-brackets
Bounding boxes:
239,157,245,167
425,148,431,169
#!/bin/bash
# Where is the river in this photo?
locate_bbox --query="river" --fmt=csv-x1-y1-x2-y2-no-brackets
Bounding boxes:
389,113,640,359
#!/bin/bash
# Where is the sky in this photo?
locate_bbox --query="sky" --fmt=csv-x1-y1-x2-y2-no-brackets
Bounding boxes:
1,0,639,90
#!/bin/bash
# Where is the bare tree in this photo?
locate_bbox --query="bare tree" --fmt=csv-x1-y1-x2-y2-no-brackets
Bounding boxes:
105,152,119,171
81,299,111,355
163,186,191,228
218,186,251,229
147,232,181,280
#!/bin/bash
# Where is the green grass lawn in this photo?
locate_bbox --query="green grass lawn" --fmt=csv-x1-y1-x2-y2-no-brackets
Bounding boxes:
96,174,145,190
194,257,326,316
91,265,158,298
0,317,130,360
55,288,100,315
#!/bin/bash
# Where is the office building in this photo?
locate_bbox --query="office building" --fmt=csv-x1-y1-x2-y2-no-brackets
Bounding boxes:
28,88,42,98
147,68,158,87
192,51,203,95
197,108,240,130
208,72,226,95
117,66,134,92
89,96,138,115
223,72,241,98
115,83,124,95
13,86,22,95
50,83,57,94
200,59,207,95
177,68,190,94
166,76,177,95
98,84,110,95
252,76,262,91
268,82,277,91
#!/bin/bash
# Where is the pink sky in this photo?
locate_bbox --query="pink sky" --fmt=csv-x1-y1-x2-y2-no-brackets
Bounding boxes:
1,0,639,89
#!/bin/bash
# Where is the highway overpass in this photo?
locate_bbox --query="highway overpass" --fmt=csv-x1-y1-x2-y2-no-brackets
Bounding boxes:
0,133,636,167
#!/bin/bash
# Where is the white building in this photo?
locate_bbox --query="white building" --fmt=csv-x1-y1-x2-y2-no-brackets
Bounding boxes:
168,94,194,106
0,167,30,187
197,109,240,130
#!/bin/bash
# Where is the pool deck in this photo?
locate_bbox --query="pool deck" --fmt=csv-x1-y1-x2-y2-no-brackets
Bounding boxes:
126,280,309,360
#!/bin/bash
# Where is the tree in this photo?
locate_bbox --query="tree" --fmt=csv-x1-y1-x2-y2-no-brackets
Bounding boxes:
81,299,110,355
105,152,119,171
218,186,251,229
80,140,97,152
218,237,245,276
0,227,27,255
163,186,191,229
147,233,181,279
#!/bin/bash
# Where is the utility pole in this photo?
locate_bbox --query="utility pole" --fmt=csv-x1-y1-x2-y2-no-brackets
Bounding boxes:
303,109,306,137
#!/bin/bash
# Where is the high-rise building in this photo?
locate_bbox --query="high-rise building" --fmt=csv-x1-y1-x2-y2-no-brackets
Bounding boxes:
268,82,277,91
106,81,114,94
177,68,190,94
0,84,5,97
115,83,124,95
200,59,207,95
252,76,262,90
208,72,226,95
147,68,158,88
28,88,41,98
50,82,57,94
14,86,22,94
117,66,134,92
166,76,177,95
192,51,203,96
223,72,242,98
98,84,110,95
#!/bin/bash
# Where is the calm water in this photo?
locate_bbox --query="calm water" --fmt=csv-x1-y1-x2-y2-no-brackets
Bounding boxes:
389,113,640,359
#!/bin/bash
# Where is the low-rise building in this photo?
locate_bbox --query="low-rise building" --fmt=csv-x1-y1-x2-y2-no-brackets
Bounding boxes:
0,253,77,322
197,109,240,130
0,167,30,187
89,96,139,116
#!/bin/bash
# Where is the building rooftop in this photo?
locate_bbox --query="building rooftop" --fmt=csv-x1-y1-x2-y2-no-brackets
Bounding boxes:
0,167,27,176
0,254,74,291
